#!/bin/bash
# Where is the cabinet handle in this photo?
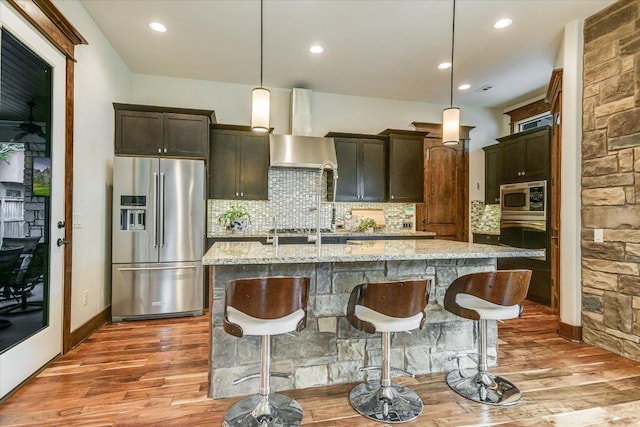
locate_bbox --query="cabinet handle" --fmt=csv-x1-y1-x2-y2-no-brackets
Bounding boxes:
235,192,239,197
240,192,244,197
391,195,394,200
158,148,161,154
164,148,167,153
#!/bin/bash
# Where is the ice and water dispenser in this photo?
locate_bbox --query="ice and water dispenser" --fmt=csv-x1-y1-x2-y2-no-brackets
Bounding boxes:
119,195,146,231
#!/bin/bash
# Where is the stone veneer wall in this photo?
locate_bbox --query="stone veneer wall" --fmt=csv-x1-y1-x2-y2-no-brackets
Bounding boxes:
209,258,497,399
581,0,640,360
207,168,415,235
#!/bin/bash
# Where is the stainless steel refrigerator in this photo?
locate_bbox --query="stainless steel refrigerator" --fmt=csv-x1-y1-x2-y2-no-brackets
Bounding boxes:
111,156,204,321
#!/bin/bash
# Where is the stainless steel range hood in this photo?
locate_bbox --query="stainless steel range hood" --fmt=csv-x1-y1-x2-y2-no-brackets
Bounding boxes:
269,134,337,170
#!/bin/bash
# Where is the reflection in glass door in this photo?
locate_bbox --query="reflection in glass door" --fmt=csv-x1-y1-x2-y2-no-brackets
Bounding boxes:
0,1,66,399
0,29,51,351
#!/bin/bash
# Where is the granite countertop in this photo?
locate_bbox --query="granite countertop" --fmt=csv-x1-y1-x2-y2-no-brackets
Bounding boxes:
203,238,544,265
207,230,437,239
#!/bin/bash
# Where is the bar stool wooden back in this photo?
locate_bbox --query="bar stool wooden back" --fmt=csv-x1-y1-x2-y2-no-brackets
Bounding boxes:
443,270,531,406
347,279,429,423
223,276,310,427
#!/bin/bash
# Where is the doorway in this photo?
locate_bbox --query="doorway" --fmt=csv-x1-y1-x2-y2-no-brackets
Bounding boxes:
0,4,66,399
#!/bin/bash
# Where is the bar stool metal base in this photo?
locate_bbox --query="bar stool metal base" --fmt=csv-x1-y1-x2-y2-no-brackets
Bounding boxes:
446,368,521,406
349,381,423,423
223,393,303,427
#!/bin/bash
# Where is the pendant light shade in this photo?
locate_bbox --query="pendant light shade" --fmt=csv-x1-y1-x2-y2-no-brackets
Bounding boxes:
442,107,460,145
442,0,460,145
251,0,269,132
251,87,270,132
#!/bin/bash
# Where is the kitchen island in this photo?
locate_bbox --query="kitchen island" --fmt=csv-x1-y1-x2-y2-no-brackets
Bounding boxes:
203,239,543,399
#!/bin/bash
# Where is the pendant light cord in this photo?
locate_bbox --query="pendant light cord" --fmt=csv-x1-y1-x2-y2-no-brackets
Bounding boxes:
260,0,264,88
449,0,456,107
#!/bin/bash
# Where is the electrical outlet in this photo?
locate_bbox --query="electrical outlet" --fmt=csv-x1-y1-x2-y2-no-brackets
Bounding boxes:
82,290,89,306
594,228,604,243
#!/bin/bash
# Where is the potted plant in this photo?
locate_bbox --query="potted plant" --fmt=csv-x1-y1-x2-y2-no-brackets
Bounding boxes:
218,204,251,232
358,217,377,234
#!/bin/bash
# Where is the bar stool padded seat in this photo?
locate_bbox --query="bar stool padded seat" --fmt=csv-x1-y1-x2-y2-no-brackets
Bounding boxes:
227,306,305,336
354,305,424,332
454,294,521,320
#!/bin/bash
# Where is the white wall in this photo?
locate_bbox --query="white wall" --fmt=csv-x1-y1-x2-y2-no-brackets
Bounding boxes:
132,74,503,237
559,20,583,327
53,0,132,331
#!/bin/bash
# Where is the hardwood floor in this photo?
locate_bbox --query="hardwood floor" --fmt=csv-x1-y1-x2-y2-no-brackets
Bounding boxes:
2,301,640,426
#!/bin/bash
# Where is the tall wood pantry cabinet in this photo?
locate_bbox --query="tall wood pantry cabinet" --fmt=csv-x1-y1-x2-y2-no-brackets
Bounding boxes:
113,103,214,158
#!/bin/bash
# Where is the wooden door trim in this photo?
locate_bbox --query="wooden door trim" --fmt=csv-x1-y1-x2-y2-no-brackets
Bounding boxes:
546,68,562,315
7,0,87,353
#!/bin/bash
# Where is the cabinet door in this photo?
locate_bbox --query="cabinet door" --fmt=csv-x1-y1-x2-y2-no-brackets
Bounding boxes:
238,133,269,200
501,137,525,183
523,129,550,180
164,113,209,158
209,130,239,199
389,135,424,202
483,144,501,204
115,110,163,155
360,140,387,201
334,139,359,202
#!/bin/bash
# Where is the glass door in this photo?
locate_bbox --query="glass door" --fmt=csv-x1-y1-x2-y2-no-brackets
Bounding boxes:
0,3,66,399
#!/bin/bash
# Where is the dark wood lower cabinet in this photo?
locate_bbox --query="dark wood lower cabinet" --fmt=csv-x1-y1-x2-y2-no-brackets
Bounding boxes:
498,257,551,306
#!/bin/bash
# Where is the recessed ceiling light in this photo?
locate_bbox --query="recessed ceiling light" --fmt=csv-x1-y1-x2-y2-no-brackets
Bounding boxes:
458,84,471,90
493,18,513,29
148,22,167,33
309,44,324,54
438,62,452,70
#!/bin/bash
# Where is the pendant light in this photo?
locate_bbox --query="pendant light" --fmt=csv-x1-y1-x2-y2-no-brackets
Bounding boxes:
251,0,270,132
442,0,460,145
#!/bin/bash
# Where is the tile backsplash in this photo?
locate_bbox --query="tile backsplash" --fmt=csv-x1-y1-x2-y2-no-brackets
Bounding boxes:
208,168,415,235
470,200,501,233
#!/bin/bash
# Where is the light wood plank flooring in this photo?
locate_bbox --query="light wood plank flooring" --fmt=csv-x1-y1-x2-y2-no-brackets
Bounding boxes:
2,301,640,426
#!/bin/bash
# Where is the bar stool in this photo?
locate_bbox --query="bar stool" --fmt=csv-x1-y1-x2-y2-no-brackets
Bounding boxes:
443,270,531,406
347,279,429,423
223,276,310,427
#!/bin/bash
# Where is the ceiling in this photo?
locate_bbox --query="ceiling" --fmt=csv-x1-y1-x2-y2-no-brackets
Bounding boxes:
79,0,614,110
0,29,51,127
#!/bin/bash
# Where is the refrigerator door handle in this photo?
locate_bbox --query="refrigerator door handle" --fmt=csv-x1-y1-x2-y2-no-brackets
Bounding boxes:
152,172,159,247
116,265,198,272
159,172,165,247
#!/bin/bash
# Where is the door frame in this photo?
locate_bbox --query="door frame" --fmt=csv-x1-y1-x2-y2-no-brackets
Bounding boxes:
6,0,86,353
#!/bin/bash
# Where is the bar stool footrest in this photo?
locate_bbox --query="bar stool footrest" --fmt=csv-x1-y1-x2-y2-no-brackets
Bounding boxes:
232,372,292,385
446,368,521,406
349,381,423,423
223,393,303,427
358,366,415,378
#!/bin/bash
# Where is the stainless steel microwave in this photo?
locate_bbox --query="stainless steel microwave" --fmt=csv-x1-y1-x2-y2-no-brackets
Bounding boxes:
500,180,547,220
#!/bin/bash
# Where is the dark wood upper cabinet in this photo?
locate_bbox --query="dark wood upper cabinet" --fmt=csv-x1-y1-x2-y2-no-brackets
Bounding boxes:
209,124,269,200
379,129,427,203
328,133,387,202
482,144,502,204
114,103,214,158
498,126,550,183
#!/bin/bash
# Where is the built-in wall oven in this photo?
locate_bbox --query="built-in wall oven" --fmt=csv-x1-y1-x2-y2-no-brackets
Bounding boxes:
499,180,547,261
